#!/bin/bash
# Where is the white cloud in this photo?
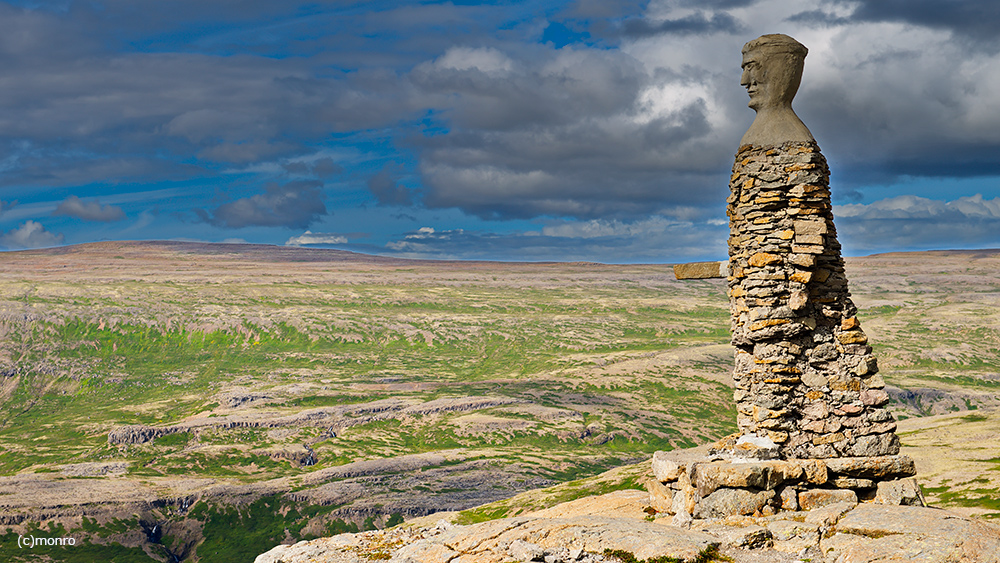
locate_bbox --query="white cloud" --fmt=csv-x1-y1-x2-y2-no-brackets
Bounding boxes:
0,220,65,250
285,231,348,246
836,194,1000,219
433,47,514,74
835,194,1000,253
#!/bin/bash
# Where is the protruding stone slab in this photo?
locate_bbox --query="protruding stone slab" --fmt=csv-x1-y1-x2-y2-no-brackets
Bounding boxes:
673,261,726,280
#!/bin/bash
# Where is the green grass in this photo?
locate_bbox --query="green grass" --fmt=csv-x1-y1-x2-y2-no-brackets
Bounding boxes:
5,247,1000,560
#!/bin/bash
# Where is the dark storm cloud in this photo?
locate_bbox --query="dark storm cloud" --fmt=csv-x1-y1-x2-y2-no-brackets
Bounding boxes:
407,46,726,220
836,0,1000,44
793,36,1000,188
562,0,648,20
416,102,718,220
0,3,427,189
52,196,126,222
282,157,344,178
0,53,415,186
367,168,415,207
677,0,757,8
619,12,745,38
409,47,645,129
784,10,851,27
195,181,327,229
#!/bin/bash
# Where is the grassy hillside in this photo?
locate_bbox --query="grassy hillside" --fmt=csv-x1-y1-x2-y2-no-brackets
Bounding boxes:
0,242,998,561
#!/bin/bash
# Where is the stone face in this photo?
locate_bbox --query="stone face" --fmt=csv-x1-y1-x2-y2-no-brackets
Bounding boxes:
739,34,815,147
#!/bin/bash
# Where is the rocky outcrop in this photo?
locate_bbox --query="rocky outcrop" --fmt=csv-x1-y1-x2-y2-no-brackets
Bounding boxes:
254,489,1000,563
726,141,898,459
107,396,525,445
107,425,167,445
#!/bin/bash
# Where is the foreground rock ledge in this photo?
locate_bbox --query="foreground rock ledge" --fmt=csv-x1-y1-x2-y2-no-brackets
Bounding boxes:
255,489,1000,563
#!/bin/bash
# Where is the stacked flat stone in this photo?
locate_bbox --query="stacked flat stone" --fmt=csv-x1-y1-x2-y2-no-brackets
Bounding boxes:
726,141,899,459
647,451,924,523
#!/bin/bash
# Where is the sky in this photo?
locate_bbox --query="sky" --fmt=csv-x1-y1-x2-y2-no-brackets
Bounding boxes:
1,0,999,263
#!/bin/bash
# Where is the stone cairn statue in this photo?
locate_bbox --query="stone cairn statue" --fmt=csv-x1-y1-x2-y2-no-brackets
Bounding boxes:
647,35,921,524
727,34,898,460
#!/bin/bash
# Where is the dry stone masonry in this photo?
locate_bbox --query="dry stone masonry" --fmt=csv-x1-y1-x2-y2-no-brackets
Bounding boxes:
726,141,899,459
723,33,903,460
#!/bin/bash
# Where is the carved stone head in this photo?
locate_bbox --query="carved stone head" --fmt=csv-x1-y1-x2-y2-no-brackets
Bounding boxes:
739,34,814,147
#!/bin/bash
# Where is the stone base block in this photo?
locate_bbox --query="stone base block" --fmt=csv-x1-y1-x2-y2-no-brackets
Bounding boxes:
874,477,925,506
645,451,921,521
798,488,857,511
